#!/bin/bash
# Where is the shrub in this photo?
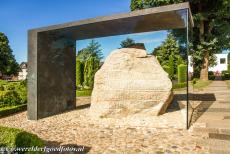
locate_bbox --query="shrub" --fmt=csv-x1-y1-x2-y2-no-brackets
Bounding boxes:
0,80,27,107
20,80,27,87
178,64,187,83
222,70,229,74
0,126,44,154
208,75,215,80
208,71,215,80
0,80,7,85
222,72,230,80
5,84,16,90
76,59,84,87
208,71,214,76
0,85,4,91
0,90,22,107
221,70,230,80
228,64,230,71
162,65,170,75
192,78,199,84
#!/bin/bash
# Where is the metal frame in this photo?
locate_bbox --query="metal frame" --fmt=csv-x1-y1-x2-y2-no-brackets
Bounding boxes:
28,2,194,120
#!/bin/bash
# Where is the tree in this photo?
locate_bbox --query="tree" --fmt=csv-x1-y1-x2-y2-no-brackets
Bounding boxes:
192,39,218,78
130,0,182,11
168,55,175,79
76,59,84,88
86,39,103,60
76,40,102,89
0,32,19,76
76,49,91,62
120,38,135,48
130,0,230,80
77,39,103,61
152,33,184,75
83,56,100,88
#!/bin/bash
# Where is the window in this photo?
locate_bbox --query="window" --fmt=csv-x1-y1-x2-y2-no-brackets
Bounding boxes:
220,58,226,64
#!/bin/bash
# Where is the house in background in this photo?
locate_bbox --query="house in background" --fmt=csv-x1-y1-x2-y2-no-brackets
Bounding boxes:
18,62,28,80
189,53,228,73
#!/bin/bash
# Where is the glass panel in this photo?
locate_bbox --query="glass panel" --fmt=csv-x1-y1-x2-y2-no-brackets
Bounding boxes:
75,8,189,128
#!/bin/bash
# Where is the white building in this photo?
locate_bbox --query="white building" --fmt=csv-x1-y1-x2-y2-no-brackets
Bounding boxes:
18,62,27,80
188,54,228,73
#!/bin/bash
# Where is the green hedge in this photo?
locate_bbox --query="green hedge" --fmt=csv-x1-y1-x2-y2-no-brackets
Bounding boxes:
76,89,92,97
173,82,187,89
208,71,215,80
0,104,27,117
208,75,215,80
208,71,214,76
222,70,230,80
178,64,187,83
0,80,27,108
0,126,44,154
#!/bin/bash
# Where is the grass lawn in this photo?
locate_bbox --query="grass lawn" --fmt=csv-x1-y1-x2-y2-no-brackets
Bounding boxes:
189,80,212,90
76,89,92,97
173,80,212,91
226,80,230,89
0,126,44,153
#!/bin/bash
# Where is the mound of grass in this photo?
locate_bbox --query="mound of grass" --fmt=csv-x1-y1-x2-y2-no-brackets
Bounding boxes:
0,126,44,154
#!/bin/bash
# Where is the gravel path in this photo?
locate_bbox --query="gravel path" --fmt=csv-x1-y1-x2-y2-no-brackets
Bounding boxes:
0,98,208,154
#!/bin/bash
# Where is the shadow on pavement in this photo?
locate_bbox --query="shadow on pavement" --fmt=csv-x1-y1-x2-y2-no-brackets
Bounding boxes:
172,93,216,127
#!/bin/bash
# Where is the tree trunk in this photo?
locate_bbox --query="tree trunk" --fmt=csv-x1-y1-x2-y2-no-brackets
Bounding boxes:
200,51,209,80
198,19,209,81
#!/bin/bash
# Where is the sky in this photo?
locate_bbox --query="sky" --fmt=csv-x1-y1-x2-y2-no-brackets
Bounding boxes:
77,31,168,61
0,0,169,63
1,0,227,63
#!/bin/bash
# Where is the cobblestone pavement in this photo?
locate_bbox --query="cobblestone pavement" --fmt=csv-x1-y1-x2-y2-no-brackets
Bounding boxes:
0,98,209,154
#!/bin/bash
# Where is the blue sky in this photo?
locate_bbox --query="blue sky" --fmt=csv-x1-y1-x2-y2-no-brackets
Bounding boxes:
0,0,169,63
77,31,168,61
1,1,227,63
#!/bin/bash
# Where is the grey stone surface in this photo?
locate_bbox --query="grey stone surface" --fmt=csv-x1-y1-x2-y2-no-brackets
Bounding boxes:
90,48,173,118
28,2,193,120
28,31,76,120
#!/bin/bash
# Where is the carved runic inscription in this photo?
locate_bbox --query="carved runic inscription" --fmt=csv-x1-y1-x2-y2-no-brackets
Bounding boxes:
90,48,173,118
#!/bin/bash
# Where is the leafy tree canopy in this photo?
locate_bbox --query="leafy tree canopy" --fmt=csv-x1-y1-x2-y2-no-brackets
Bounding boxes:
131,0,230,80
0,32,19,76
130,0,182,11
